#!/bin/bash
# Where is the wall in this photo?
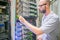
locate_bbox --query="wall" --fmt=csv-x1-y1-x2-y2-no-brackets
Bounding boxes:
51,0,60,40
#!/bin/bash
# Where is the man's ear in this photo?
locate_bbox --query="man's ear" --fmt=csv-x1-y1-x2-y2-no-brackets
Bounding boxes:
47,2,50,7
45,4,50,11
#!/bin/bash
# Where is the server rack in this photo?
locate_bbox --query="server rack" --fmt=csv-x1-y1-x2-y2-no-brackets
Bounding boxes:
15,0,37,40
0,0,11,40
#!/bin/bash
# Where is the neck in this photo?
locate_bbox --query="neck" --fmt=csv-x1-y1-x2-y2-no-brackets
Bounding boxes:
45,9,50,16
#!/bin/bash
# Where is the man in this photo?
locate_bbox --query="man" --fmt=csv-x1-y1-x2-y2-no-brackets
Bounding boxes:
19,0,59,40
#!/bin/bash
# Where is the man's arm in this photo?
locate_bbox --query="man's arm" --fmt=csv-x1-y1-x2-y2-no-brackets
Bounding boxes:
19,16,44,35
24,20,44,35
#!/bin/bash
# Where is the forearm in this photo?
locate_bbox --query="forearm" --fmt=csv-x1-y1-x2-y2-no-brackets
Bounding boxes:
24,21,44,35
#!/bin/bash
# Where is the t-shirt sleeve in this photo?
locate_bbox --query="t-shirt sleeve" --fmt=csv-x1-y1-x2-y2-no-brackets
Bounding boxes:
40,17,59,34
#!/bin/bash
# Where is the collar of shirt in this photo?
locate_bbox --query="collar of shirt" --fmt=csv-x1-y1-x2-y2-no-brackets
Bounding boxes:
42,11,53,21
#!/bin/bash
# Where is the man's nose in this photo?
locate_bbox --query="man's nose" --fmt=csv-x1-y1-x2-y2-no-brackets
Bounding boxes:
38,7,41,10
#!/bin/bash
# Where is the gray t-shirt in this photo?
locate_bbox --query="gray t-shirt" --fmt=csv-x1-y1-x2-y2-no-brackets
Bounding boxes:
39,11,59,40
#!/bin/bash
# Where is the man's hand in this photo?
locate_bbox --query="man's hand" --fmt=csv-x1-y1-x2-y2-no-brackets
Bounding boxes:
19,16,26,24
37,35,42,40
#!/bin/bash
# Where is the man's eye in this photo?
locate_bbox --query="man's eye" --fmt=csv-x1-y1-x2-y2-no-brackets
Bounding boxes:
39,4,46,7
43,4,46,5
39,5,43,7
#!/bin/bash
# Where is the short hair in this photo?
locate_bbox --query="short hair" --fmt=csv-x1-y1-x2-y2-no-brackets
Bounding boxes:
40,0,50,5
46,0,50,5
46,0,50,2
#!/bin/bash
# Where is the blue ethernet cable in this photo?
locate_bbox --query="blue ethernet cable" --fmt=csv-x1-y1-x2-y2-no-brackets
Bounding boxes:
15,20,23,40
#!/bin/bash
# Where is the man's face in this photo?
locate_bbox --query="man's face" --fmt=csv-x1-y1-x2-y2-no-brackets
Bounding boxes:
38,0,47,13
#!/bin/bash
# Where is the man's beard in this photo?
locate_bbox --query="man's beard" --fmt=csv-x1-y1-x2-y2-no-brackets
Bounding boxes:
40,10,46,13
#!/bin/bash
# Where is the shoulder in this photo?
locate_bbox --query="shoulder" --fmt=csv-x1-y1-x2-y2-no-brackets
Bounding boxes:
51,11,59,19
